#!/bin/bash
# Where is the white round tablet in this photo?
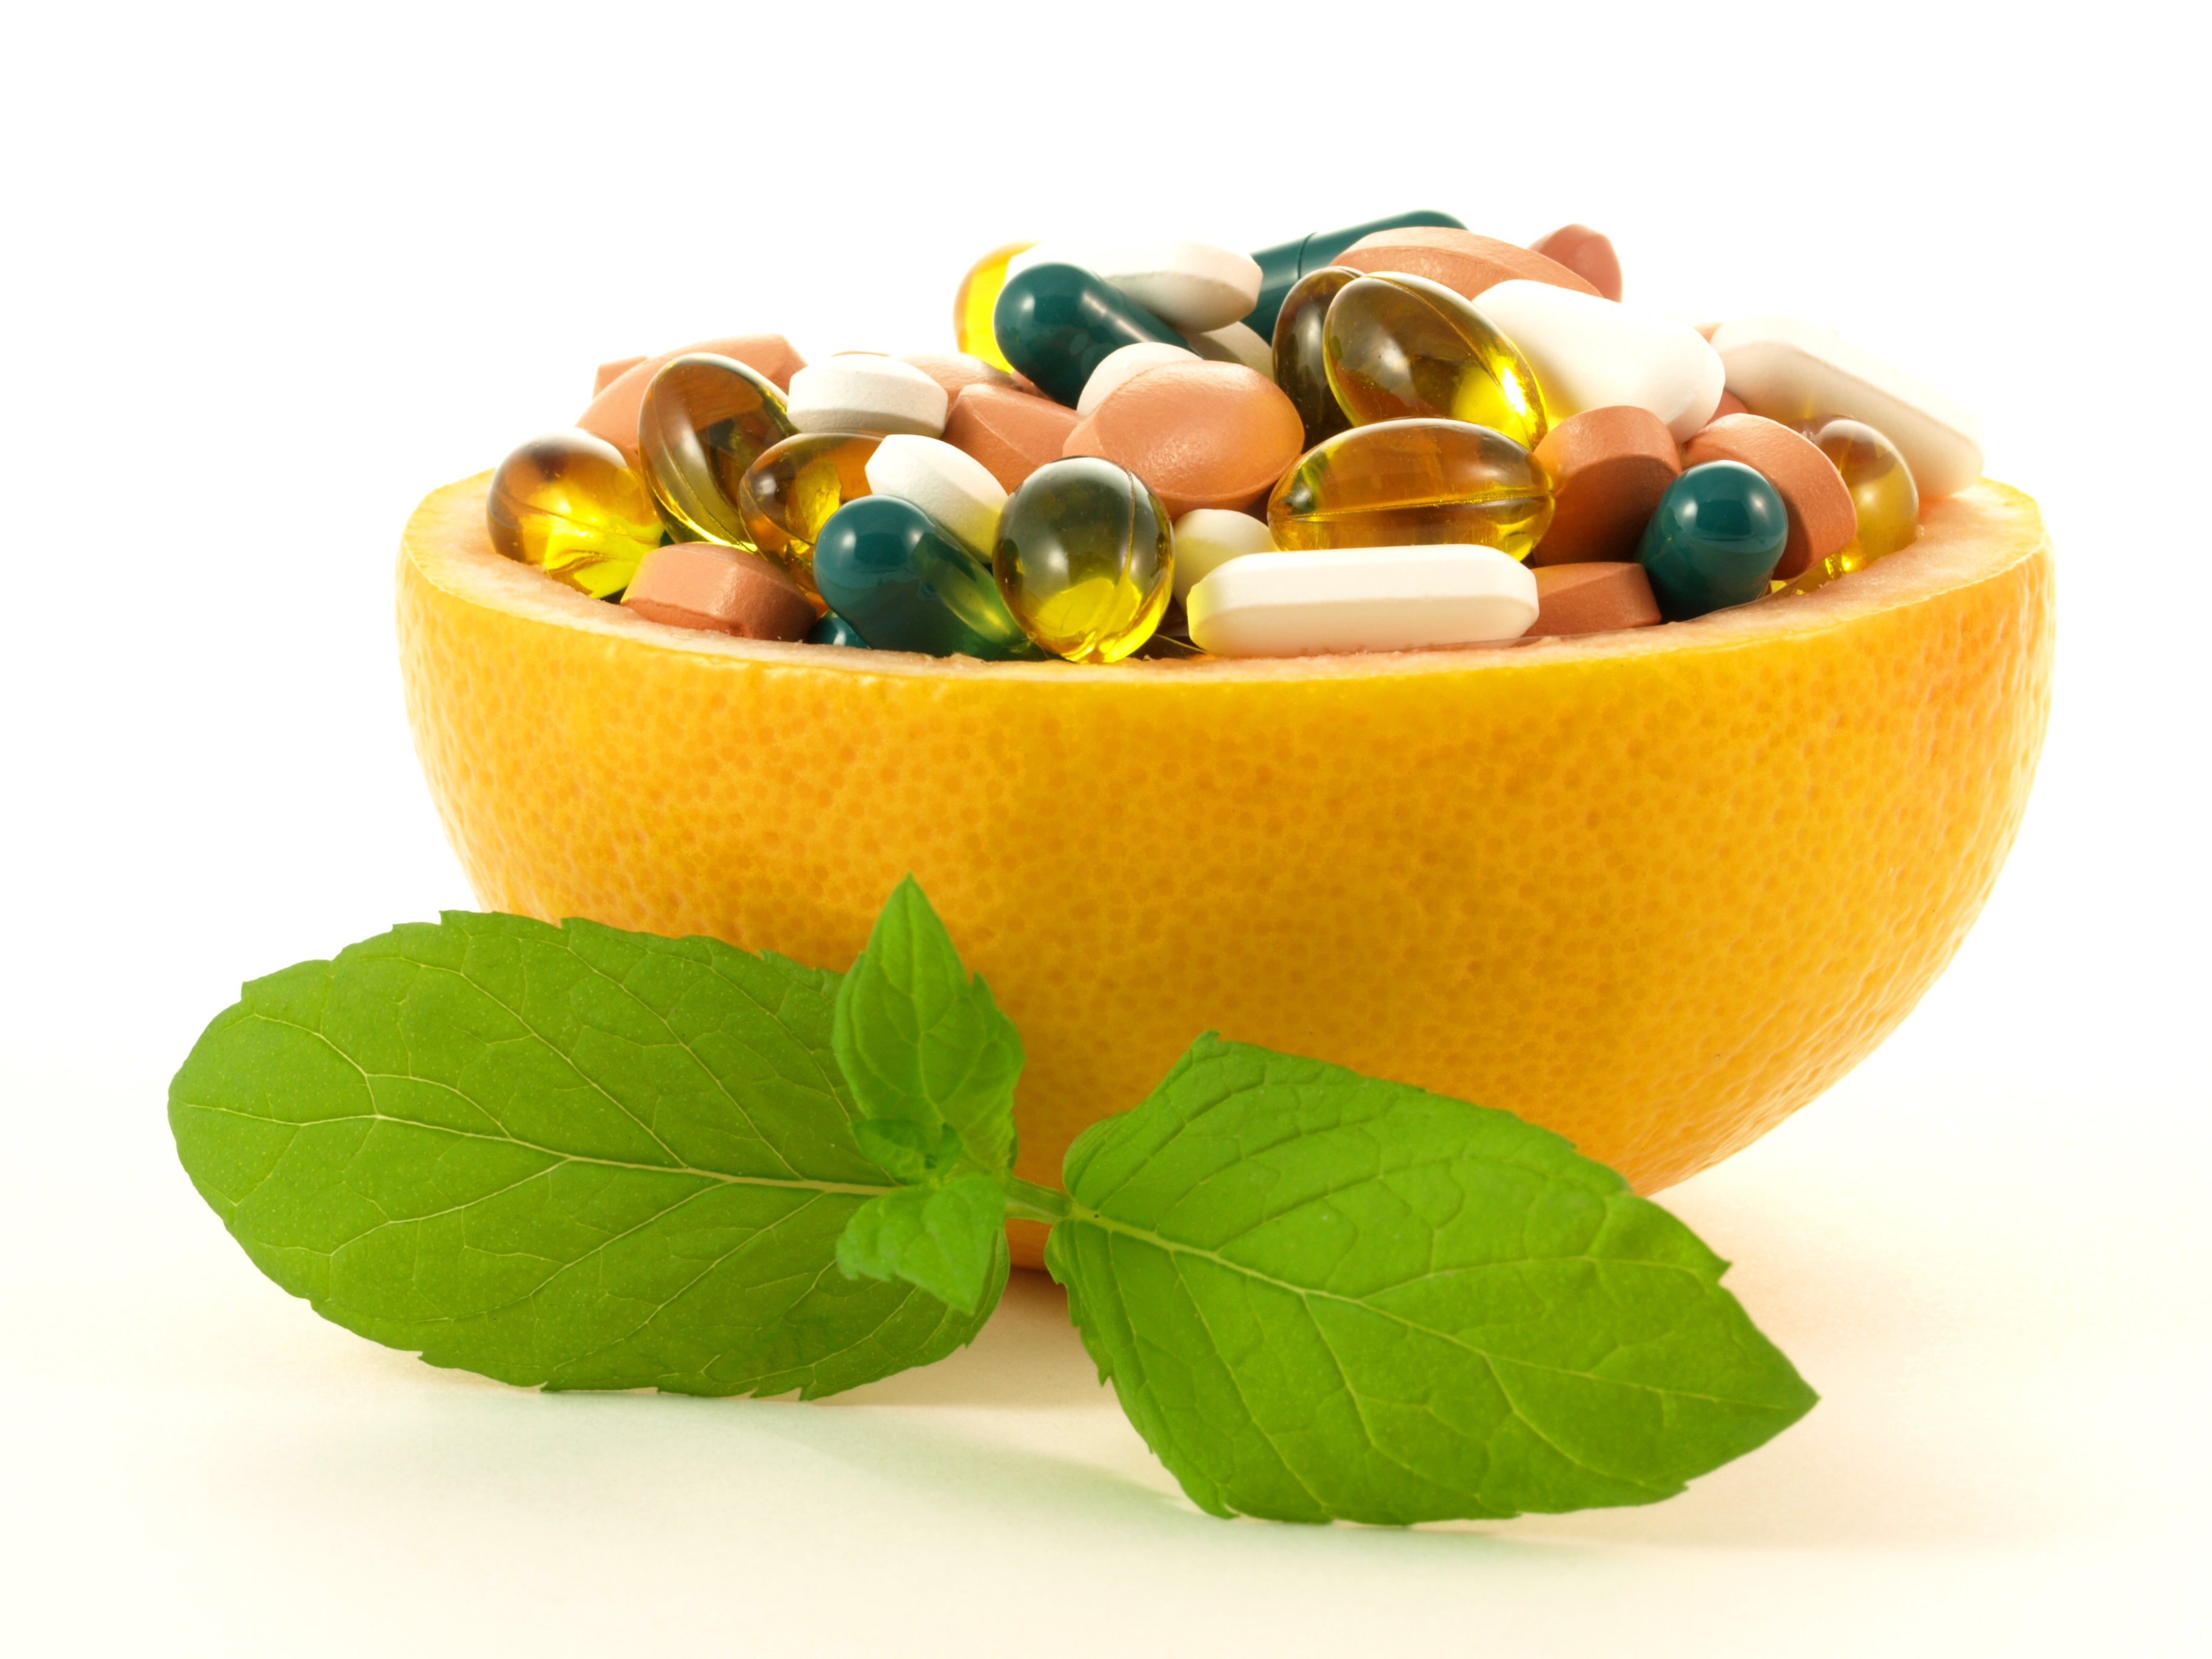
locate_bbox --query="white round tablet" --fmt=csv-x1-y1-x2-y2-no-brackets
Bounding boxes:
1475,281,1724,443
1184,320,1275,378
863,435,1010,557
1187,547,1537,657
786,355,949,438
1171,510,1275,603
1078,342,1198,415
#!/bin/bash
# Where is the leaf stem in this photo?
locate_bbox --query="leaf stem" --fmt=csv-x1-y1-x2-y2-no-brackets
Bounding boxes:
1003,1176,1072,1224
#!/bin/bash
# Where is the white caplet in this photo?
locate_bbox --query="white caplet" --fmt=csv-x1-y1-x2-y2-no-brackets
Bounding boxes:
1184,320,1275,377
1709,315,1985,499
786,355,948,438
863,435,1008,557
1171,510,1274,604
1078,342,1199,415
1011,239,1262,334
1187,547,1537,658
1475,281,1724,443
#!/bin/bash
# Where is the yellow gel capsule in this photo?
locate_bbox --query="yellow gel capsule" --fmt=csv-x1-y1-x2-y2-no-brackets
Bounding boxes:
1268,418,1553,560
739,431,881,603
993,456,1172,664
1272,265,1361,451
638,353,796,547
1322,272,1547,448
486,429,662,599
1778,418,1921,595
952,240,1037,374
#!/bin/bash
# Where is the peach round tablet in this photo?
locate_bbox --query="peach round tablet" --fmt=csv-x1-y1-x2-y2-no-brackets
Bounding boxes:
942,384,1082,492
1527,224,1624,302
577,333,807,469
593,355,646,397
899,351,1022,407
1333,227,1600,302
620,543,816,641
1062,361,1303,519
1526,561,1662,637
1529,406,1681,566
1078,341,1199,415
1683,414,1857,580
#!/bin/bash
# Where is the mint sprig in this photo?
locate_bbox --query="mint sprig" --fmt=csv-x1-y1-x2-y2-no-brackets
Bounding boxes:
172,882,1814,1523
1047,1036,1818,1523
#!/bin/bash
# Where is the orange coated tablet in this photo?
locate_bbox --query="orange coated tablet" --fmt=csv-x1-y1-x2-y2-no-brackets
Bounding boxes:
1526,561,1663,637
593,355,646,396
1529,406,1681,566
1333,227,1601,303
1683,414,1856,580
941,384,1082,492
1062,361,1304,518
1528,224,1624,302
577,334,808,469
900,351,1026,406
619,542,816,640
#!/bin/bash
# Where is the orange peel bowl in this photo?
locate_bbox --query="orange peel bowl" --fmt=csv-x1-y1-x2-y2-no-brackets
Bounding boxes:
398,475,2053,1267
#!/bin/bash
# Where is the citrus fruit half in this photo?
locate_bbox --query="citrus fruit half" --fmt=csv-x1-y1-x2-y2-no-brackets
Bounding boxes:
398,477,2053,1267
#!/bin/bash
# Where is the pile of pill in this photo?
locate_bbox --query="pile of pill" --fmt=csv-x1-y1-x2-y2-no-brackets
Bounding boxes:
484,211,1983,662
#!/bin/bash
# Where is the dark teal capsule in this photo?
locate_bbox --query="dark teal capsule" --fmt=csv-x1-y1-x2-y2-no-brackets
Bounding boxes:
1636,461,1790,620
813,495,1042,660
805,612,866,648
993,261,1187,407
1245,209,1467,341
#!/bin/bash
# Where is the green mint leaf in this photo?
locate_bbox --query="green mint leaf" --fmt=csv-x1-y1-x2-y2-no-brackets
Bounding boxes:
832,876,1020,1178
852,1119,967,1184
169,911,996,1399
1045,1035,1818,1525
836,1173,1010,1314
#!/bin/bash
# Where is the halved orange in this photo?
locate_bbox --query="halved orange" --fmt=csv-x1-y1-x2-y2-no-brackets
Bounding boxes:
398,477,2052,1266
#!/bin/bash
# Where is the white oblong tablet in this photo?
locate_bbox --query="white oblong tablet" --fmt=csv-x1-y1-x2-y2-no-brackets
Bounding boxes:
1171,509,1275,603
1709,315,1985,499
864,434,1008,557
1184,320,1275,377
786,355,949,437
1475,281,1724,442
1187,547,1537,657
1078,341,1199,415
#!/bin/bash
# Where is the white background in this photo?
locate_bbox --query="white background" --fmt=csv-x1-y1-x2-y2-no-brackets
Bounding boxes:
2,2,2205,1653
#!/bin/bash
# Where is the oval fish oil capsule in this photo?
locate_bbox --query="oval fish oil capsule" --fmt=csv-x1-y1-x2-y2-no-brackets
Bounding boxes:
813,495,1040,660
1322,273,1547,447
486,429,663,599
1272,266,1361,451
993,261,1188,407
1187,546,1537,657
1777,418,1922,596
1474,281,1724,443
1245,209,1468,340
579,334,806,469
738,431,880,601
1636,460,1789,620
1709,314,1983,498
1268,418,1553,560
637,354,797,547
952,240,1038,373
993,456,1173,664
